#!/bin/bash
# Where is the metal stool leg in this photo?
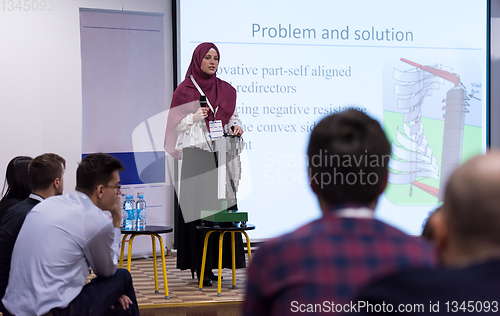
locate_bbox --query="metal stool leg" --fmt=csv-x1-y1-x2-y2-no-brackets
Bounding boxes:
242,231,252,263
217,231,226,296
127,235,137,271
151,235,159,293
154,233,169,299
231,232,236,288
119,234,129,269
199,231,213,291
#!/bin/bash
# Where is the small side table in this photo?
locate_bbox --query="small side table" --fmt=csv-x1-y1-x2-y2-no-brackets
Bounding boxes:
119,225,173,299
196,223,255,296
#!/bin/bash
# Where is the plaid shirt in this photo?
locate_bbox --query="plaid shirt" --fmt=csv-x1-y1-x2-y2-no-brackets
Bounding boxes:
243,211,436,316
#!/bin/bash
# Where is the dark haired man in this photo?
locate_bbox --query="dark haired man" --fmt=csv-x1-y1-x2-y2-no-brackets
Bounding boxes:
354,152,500,315
243,109,435,316
0,153,65,315
2,153,139,316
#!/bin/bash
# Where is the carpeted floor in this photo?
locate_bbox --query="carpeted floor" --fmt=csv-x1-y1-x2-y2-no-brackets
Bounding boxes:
126,253,248,306
0,253,247,316
103,252,248,315
139,301,244,316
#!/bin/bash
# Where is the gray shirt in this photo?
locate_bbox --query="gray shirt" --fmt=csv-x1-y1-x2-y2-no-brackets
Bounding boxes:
2,191,120,315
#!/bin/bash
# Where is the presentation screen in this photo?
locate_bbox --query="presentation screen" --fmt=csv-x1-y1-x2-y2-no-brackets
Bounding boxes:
176,0,488,239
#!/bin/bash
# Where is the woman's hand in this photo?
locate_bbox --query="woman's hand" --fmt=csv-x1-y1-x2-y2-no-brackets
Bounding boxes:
193,107,209,123
232,125,244,137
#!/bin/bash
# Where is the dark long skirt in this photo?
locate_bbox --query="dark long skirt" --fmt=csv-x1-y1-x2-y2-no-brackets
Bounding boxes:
175,147,246,274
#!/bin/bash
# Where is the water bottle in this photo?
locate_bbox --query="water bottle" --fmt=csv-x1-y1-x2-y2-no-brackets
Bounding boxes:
122,195,136,230
136,194,146,230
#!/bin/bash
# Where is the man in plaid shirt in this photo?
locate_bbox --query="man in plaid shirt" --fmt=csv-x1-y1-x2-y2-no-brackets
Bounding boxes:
243,110,436,315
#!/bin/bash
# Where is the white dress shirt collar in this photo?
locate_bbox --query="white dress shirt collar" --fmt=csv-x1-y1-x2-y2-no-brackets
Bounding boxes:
29,193,44,202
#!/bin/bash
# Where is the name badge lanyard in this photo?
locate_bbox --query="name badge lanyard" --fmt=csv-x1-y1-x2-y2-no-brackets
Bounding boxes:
190,75,218,119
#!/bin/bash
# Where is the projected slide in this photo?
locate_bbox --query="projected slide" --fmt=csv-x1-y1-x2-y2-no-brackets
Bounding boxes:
384,58,483,206
178,0,487,238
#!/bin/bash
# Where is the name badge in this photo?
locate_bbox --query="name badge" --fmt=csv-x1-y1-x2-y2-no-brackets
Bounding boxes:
209,120,224,139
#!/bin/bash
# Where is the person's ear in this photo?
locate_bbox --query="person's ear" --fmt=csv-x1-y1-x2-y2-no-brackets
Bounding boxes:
309,169,319,194
378,170,389,195
96,184,104,199
430,210,449,256
53,178,60,189
310,179,318,194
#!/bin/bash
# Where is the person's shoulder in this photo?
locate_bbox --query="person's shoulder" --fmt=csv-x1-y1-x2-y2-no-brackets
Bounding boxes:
319,216,410,239
458,259,500,284
1,198,33,219
65,192,113,232
176,77,194,89
365,267,439,291
172,80,198,103
0,197,22,216
371,219,429,242
69,192,107,217
0,199,38,237
3,197,22,208
354,267,440,308
12,199,36,215
35,192,98,216
7,197,31,209
265,216,344,246
174,77,199,94
357,261,500,309
252,233,292,259
356,219,436,265
30,193,70,211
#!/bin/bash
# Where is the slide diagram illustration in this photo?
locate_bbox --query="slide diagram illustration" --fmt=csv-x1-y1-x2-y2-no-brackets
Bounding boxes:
385,58,479,205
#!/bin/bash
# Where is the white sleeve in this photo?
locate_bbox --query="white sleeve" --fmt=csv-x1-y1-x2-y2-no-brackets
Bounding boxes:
175,114,212,152
83,225,120,277
175,113,195,131
224,107,242,133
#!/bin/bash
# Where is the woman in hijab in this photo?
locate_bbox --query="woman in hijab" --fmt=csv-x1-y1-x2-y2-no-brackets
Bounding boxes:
165,43,245,286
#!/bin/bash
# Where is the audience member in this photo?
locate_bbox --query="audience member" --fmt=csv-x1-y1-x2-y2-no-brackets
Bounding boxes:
355,152,500,315
0,156,32,222
0,153,65,315
243,109,435,316
2,153,139,316
421,206,442,242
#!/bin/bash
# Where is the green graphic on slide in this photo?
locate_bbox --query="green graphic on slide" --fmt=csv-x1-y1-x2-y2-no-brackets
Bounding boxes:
384,111,482,205
383,57,483,206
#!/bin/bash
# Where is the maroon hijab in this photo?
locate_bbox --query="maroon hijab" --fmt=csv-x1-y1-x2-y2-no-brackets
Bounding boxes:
164,42,237,159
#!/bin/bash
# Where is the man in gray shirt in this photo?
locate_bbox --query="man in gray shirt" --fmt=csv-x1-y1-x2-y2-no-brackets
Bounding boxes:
3,153,139,316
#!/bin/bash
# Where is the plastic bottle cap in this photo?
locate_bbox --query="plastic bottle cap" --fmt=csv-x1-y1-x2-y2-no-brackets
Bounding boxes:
138,194,144,199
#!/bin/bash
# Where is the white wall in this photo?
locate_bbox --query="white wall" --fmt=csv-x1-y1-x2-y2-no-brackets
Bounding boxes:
0,0,174,248
0,0,173,191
